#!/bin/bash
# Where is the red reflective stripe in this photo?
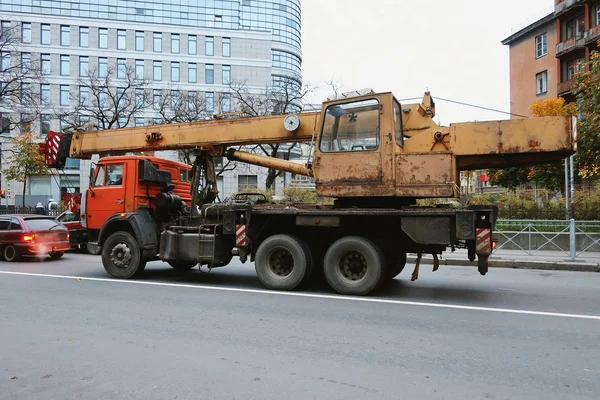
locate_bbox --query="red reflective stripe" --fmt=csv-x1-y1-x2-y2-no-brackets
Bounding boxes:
476,228,492,254
235,224,247,247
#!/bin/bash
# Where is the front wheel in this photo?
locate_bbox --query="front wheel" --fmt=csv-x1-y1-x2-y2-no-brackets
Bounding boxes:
101,232,146,279
323,236,386,296
49,251,64,259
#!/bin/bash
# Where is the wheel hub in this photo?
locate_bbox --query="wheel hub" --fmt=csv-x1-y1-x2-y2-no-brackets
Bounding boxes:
111,243,132,269
339,251,367,281
267,248,294,277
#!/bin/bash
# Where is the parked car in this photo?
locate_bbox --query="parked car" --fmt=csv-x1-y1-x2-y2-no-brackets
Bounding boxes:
56,210,88,251
0,215,71,261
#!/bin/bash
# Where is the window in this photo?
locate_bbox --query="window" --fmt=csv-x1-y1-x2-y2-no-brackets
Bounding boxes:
0,219,9,231
41,115,51,136
41,53,50,75
116,88,126,108
97,57,107,78
223,37,231,57
171,90,181,109
238,175,258,190
117,58,126,79
135,88,144,107
188,63,197,83
171,62,180,82
117,29,126,50
393,99,404,147
597,5,600,26
319,98,380,153
20,83,32,105
79,27,89,47
21,53,31,73
79,86,89,106
153,89,162,110
135,59,144,80
135,31,144,51
0,52,9,72
222,65,231,85
60,85,70,106
206,92,214,112
94,164,124,186
153,61,162,81
60,55,70,76
79,56,89,77
98,28,108,49
153,32,162,52
536,71,548,95
41,24,50,45
205,36,214,56
20,113,33,132
565,57,585,81
60,25,70,46
171,34,180,53
135,118,144,127
40,84,51,105
188,35,197,55
535,33,547,58
21,22,31,43
117,117,127,128
205,64,214,84
98,87,109,109
564,16,585,40
1,21,11,40
221,93,231,112
188,91,197,110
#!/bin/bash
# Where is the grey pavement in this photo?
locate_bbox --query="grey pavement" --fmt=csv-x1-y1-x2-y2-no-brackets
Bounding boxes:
410,249,600,272
1,254,600,400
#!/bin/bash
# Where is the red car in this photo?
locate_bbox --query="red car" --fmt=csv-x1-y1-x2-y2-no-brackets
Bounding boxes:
0,215,71,261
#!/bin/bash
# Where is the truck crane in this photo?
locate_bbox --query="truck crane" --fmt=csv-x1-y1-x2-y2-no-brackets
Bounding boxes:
42,89,576,295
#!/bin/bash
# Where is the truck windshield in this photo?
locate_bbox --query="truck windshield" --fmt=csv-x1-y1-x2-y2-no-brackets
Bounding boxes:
319,98,380,153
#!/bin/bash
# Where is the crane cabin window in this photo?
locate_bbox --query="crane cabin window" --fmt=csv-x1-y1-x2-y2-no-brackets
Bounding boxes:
319,99,380,152
393,99,404,147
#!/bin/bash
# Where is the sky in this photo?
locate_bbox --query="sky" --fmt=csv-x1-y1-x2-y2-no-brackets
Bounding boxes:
300,0,553,124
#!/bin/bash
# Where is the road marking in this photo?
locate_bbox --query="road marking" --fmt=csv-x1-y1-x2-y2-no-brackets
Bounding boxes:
1,270,599,321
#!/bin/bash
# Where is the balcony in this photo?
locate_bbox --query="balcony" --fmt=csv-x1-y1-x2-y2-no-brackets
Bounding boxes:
586,25,600,45
557,79,575,94
556,34,587,56
555,0,586,16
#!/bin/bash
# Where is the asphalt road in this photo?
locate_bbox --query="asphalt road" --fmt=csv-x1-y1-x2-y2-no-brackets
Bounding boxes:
1,253,600,400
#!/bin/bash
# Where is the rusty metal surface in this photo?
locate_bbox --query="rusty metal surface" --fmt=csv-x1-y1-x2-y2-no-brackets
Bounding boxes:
227,149,313,177
69,112,321,159
394,152,457,198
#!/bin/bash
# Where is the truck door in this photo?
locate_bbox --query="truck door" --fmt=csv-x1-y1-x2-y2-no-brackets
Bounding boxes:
85,162,126,230
313,97,387,196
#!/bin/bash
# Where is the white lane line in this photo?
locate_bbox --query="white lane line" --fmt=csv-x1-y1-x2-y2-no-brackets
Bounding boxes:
1,270,599,321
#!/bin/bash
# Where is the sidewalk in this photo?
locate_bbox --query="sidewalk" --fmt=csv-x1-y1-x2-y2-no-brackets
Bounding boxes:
408,249,600,272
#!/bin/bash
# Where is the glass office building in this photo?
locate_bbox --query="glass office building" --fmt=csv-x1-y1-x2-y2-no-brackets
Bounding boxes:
0,1,303,203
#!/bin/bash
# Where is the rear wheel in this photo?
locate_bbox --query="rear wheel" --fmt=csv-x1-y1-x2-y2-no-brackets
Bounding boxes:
49,251,64,260
168,261,197,270
101,232,146,279
323,236,386,296
387,251,407,280
86,242,101,255
255,234,313,291
3,245,20,262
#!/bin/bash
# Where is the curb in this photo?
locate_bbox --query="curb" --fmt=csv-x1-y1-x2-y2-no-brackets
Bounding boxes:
407,257,600,273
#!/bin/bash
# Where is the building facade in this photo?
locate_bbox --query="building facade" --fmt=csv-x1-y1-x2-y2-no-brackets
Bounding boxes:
0,0,303,206
503,0,600,116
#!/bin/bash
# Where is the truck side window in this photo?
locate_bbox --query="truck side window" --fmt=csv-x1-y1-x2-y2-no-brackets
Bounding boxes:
93,165,106,187
319,99,380,153
393,99,404,147
106,164,124,186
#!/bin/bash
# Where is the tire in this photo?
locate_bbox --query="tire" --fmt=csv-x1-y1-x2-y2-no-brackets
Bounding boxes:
255,234,313,291
49,251,64,260
3,245,20,262
387,251,407,280
168,261,197,270
101,232,146,279
86,242,101,255
323,236,386,296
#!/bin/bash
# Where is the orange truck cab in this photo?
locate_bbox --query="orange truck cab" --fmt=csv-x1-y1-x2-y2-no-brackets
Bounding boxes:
81,156,192,261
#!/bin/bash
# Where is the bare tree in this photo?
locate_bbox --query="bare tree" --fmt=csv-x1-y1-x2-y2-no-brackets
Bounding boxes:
0,20,43,134
229,76,314,189
155,87,237,176
57,65,151,131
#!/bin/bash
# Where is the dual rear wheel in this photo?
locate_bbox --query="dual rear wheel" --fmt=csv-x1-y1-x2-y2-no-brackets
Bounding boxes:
255,235,404,296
